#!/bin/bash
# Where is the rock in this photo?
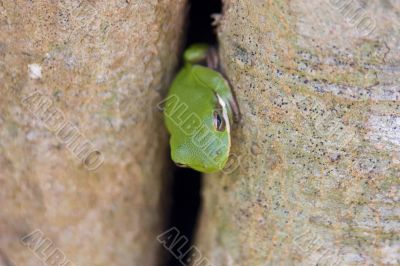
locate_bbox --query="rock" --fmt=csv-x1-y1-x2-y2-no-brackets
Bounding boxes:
0,0,187,265
196,1,400,265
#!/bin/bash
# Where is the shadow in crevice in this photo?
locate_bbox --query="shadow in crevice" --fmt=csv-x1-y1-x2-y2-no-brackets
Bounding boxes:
164,168,201,266
186,0,221,45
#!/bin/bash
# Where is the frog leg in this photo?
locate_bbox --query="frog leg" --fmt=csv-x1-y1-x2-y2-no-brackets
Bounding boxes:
184,43,209,64
206,48,241,123
206,46,219,70
192,65,241,123
217,77,241,123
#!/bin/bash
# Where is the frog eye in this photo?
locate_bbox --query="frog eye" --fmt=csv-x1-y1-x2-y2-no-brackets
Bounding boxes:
213,110,226,131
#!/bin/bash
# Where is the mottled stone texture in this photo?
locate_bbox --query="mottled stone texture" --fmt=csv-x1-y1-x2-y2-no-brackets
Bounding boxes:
0,0,186,265
196,0,399,265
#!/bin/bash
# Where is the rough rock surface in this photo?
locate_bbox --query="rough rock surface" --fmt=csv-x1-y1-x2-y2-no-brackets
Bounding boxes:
196,0,399,265
0,0,186,265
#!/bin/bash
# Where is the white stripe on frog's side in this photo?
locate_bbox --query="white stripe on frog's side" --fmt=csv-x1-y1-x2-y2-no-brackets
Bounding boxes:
217,94,231,169
216,94,230,134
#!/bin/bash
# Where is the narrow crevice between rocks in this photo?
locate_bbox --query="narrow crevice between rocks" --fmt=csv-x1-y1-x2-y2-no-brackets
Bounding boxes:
163,1,221,266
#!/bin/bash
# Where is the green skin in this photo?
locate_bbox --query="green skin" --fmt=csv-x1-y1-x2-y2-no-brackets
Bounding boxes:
163,44,237,173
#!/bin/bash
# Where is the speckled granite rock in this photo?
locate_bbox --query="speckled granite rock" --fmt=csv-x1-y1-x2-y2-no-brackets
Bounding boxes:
0,0,186,265
196,0,399,265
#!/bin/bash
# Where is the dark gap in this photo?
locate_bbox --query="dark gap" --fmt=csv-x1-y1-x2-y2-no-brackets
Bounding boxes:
163,1,221,266
163,168,201,266
186,0,221,45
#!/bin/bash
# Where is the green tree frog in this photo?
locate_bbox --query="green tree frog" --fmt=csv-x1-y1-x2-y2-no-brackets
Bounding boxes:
162,43,239,173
